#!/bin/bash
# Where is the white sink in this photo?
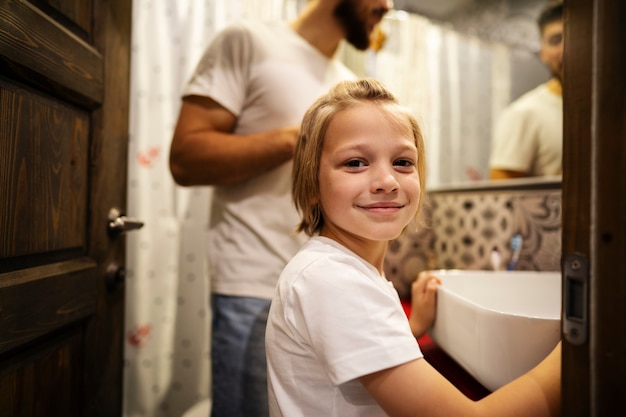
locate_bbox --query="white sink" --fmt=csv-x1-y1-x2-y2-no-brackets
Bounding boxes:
427,269,561,392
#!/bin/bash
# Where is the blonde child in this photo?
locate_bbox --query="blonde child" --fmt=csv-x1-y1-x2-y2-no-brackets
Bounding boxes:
265,78,561,417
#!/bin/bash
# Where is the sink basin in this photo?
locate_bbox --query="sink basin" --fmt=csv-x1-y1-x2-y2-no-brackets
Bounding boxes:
427,269,561,392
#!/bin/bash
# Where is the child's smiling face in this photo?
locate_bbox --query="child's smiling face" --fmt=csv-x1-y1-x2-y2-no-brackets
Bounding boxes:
318,102,421,244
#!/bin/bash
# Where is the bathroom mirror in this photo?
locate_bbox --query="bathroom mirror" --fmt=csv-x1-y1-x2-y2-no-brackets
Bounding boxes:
342,0,559,189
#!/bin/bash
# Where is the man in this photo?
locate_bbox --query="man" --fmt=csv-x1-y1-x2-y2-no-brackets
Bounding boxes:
169,1,392,416
489,1,564,179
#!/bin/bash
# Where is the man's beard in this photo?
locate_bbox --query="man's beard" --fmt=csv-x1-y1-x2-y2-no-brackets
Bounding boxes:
334,0,370,50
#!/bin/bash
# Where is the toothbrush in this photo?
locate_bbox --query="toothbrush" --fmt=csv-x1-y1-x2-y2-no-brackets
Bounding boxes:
490,247,501,271
507,234,522,271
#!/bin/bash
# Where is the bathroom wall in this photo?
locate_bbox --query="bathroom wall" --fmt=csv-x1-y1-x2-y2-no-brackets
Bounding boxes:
385,179,562,299
439,0,551,102
398,0,548,51
406,0,554,104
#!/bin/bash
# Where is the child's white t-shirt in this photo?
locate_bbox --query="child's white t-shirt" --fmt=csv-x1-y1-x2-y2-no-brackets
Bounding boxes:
266,236,423,417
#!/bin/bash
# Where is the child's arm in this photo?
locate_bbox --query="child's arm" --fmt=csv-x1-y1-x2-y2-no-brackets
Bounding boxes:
359,342,561,417
477,341,561,417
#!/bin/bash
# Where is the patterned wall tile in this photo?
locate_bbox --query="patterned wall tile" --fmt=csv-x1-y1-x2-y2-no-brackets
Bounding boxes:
430,189,562,271
510,191,562,271
385,188,562,299
431,193,515,270
384,201,437,299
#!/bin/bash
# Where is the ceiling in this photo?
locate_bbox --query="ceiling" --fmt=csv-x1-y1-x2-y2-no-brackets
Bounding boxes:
393,0,475,20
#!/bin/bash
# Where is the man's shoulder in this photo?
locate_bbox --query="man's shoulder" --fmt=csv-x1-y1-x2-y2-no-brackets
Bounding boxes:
210,20,288,53
512,84,547,103
505,84,558,115
220,19,285,38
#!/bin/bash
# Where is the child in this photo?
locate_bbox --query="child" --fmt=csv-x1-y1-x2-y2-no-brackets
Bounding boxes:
265,78,561,417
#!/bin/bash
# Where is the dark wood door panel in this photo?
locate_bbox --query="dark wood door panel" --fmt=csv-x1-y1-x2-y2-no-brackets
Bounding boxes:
0,0,103,107
0,258,97,355
44,0,94,35
0,329,84,417
0,0,129,414
0,79,89,261
562,1,626,414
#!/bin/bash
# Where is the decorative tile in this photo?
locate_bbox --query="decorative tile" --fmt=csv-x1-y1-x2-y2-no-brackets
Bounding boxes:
384,201,436,299
385,188,562,298
431,193,515,270
430,189,561,271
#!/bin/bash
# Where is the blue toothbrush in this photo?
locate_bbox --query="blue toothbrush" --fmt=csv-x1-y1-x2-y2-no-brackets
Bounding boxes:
507,234,522,271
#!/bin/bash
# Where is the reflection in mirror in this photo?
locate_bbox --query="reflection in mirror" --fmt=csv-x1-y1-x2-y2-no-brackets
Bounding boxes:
340,0,556,188
489,1,563,180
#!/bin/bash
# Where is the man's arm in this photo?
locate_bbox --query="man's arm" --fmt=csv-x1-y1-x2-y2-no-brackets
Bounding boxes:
169,95,299,186
489,168,528,180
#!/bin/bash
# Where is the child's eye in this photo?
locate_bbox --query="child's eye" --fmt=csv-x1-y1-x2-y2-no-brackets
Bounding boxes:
344,159,366,168
394,159,415,167
547,33,563,46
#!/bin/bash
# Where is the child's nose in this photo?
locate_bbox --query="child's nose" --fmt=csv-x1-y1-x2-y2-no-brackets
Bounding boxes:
372,167,399,192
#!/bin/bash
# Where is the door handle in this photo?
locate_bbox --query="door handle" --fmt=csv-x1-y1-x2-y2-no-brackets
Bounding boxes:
107,207,145,234
106,262,126,291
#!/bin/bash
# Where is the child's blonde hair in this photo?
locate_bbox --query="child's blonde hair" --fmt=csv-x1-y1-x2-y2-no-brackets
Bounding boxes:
293,78,426,236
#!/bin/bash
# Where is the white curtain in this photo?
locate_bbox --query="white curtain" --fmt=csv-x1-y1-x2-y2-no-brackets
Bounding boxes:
125,2,514,417
125,1,302,417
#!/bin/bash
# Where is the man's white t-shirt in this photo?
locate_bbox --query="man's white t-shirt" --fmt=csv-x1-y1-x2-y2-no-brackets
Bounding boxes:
489,83,563,176
184,21,356,299
266,237,423,417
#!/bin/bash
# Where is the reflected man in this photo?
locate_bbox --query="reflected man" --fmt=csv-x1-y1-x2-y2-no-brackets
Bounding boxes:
489,1,564,180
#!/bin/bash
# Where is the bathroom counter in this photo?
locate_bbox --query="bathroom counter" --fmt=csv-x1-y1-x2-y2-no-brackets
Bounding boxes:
427,175,561,194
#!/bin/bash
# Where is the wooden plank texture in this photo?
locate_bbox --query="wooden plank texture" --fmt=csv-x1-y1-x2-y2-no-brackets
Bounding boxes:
0,0,102,105
561,0,593,414
0,331,84,417
0,79,89,260
0,258,97,355
589,0,626,414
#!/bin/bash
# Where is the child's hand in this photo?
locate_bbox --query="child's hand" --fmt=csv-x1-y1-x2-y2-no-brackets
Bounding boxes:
408,271,441,338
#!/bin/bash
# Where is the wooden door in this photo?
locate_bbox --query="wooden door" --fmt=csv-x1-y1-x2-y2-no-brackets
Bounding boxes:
562,0,626,415
0,0,132,416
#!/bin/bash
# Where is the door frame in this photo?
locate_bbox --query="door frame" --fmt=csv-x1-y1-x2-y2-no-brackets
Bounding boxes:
562,0,626,415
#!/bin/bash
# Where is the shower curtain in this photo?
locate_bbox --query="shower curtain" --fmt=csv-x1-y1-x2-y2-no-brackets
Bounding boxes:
125,1,302,416
125,2,512,416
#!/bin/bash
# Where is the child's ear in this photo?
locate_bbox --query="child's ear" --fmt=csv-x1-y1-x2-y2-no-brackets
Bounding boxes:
309,197,323,217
